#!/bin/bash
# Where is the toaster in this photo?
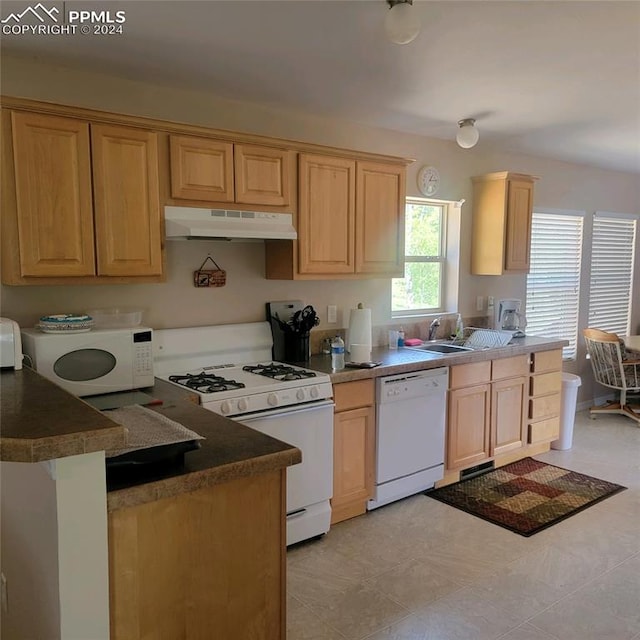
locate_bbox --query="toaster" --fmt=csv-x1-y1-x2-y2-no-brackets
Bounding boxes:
0,317,23,370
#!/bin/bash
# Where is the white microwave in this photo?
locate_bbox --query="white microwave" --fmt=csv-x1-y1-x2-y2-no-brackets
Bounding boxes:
21,327,154,397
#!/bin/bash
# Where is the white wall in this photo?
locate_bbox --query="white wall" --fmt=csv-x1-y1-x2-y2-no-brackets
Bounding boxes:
1,55,639,402
0,461,61,640
0,453,110,640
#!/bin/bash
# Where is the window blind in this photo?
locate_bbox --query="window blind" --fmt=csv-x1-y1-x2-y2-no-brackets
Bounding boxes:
526,213,584,359
588,214,637,336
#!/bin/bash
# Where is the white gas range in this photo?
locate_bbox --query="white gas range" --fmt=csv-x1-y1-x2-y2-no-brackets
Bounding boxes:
154,322,334,546
159,362,333,417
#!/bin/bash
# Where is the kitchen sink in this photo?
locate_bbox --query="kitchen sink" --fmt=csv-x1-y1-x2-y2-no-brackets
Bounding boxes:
406,342,472,354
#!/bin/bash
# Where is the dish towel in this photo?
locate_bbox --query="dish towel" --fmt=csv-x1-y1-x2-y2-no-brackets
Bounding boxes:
104,405,204,458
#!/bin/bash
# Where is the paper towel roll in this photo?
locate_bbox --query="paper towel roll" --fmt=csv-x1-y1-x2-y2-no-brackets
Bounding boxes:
348,304,372,353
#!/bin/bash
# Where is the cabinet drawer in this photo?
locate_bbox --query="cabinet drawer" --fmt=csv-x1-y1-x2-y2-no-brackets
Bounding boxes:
530,371,562,397
334,379,374,412
529,393,561,420
492,355,529,381
450,361,491,389
529,417,560,443
531,349,562,373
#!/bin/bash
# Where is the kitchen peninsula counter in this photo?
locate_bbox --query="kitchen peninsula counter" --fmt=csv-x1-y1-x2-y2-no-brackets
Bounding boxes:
0,366,127,462
0,368,301,510
307,335,568,382
1,368,299,640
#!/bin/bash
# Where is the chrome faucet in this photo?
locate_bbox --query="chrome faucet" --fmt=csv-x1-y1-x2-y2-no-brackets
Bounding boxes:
428,318,441,341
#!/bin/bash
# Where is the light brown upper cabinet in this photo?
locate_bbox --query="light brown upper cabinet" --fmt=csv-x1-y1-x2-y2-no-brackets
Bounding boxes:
470,172,538,275
91,124,162,277
266,154,406,279
355,161,405,276
169,135,291,207
2,111,163,284
170,135,234,202
8,111,96,278
235,144,291,207
298,153,356,275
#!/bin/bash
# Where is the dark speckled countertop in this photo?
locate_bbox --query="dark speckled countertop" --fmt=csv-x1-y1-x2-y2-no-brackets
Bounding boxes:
306,336,568,382
0,367,127,462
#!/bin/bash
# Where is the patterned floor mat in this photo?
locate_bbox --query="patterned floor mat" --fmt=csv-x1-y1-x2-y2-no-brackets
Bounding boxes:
426,457,626,536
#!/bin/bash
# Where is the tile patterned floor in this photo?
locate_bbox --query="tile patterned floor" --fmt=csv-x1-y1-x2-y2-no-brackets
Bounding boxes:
287,411,640,639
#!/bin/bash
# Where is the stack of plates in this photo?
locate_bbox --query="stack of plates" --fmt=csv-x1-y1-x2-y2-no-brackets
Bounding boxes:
37,314,94,334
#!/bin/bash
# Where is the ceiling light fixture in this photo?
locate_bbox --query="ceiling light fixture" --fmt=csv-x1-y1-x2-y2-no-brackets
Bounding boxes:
384,0,421,45
456,118,480,149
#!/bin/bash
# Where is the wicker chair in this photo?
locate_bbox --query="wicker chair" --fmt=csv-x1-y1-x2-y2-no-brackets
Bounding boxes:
583,328,640,425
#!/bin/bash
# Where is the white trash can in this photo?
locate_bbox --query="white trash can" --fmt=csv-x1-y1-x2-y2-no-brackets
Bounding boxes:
551,373,582,450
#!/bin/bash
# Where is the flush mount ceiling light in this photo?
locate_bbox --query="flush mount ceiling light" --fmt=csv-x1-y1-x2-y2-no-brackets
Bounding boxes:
456,118,480,149
385,0,421,45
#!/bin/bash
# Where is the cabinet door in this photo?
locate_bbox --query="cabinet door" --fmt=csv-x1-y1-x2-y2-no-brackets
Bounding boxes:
491,376,528,456
92,125,162,276
505,179,533,272
298,154,356,274
11,112,96,276
332,405,375,524
169,135,234,202
447,384,491,470
109,471,285,640
355,161,405,276
234,144,291,207
471,172,536,275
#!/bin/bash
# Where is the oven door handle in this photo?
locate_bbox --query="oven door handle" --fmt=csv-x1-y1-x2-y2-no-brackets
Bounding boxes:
237,399,334,422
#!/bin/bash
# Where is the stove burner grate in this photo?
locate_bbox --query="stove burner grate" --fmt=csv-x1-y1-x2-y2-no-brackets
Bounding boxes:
168,372,246,394
243,363,317,381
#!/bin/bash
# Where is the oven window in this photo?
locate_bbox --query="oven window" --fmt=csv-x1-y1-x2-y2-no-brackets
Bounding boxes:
54,349,117,381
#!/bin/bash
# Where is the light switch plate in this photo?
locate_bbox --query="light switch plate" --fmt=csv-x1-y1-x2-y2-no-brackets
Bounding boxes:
476,296,484,311
327,305,337,324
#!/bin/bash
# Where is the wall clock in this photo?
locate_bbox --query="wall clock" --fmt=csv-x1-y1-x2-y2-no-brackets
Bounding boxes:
417,165,440,197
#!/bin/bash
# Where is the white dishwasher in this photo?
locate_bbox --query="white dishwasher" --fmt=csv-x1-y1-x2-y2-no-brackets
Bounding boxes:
367,367,448,510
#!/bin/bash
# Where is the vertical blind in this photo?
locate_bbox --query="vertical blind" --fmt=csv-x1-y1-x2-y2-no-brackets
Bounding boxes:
588,214,637,336
526,213,584,359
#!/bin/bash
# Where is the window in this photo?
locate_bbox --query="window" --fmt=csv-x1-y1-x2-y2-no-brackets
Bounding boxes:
525,211,584,359
588,213,637,336
392,198,446,315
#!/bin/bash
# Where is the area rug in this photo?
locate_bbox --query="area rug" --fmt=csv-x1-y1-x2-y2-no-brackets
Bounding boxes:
427,457,626,537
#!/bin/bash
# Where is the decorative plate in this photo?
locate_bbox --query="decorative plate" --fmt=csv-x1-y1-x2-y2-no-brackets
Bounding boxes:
38,314,94,333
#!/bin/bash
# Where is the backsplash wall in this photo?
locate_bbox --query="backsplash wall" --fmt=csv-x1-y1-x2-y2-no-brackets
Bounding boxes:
1,241,394,331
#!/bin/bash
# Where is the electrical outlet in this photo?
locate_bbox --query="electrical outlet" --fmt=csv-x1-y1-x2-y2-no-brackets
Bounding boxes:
327,305,337,324
1,573,7,612
476,296,484,311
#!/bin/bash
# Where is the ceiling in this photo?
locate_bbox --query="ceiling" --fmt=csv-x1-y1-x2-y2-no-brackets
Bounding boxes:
2,0,639,173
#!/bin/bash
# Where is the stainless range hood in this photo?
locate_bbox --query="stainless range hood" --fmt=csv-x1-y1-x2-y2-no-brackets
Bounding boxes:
164,206,297,241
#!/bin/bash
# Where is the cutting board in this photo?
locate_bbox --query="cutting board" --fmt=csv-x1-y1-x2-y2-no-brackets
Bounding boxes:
266,300,303,361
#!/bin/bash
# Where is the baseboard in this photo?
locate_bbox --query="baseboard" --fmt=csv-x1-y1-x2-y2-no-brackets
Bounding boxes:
577,393,615,412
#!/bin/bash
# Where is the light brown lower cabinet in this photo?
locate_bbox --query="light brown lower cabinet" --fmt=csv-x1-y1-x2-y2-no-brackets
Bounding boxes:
331,379,375,524
528,349,563,443
490,355,529,456
108,470,286,640
447,354,542,473
447,382,491,469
